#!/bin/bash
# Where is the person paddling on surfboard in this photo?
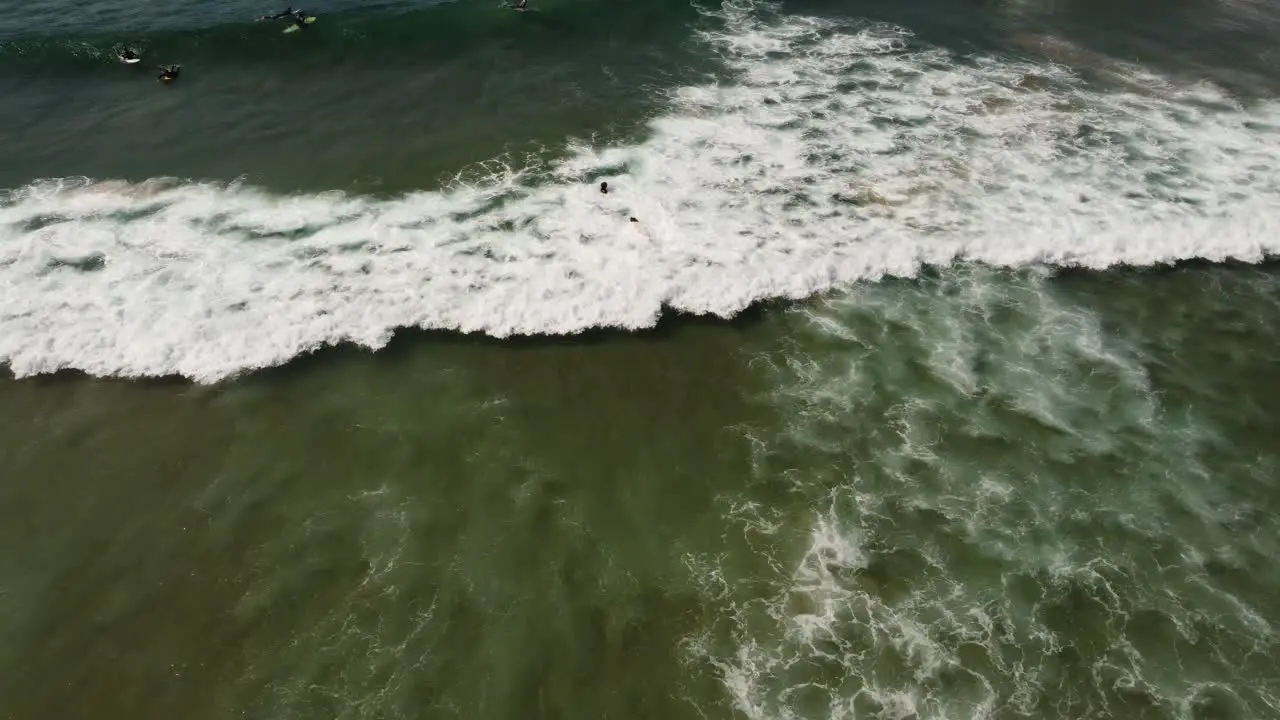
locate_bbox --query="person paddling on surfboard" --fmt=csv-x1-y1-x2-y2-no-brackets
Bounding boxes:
116,47,142,64
257,6,300,20
258,7,312,28
157,64,180,82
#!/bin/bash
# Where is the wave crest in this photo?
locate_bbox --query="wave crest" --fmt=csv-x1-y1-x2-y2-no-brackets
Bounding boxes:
3,3,1280,381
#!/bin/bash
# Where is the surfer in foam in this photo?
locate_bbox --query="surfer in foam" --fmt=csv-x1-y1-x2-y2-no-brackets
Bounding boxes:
600,181,653,240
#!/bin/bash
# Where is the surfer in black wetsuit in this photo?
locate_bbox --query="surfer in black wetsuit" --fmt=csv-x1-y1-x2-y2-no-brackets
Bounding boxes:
117,47,141,63
257,6,299,20
157,64,180,82
514,0,528,10
257,7,310,27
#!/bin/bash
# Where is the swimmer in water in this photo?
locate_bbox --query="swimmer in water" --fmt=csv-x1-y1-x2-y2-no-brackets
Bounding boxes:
600,181,609,194
157,64,180,82
258,7,310,27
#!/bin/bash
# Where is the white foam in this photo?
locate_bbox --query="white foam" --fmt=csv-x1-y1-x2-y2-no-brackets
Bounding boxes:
5,0,1280,381
683,270,1280,720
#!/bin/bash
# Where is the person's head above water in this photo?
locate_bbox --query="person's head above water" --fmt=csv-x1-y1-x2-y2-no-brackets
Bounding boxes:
600,181,608,194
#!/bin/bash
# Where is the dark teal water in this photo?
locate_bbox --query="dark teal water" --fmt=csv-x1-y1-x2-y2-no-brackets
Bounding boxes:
0,0,714,193
3,0,1278,193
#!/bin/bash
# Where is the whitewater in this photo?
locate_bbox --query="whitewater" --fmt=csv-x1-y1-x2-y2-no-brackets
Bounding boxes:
2,0,1279,382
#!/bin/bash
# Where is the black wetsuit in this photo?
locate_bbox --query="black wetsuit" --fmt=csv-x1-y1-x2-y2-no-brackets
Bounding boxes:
514,0,528,8
157,65,179,81
119,49,140,62
261,7,309,26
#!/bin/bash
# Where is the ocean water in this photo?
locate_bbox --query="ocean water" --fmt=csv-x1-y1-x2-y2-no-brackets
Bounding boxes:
1,0,1279,718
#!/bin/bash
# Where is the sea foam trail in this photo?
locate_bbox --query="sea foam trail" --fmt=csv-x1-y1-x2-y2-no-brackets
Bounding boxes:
683,270,1280,720
3,1,1280,382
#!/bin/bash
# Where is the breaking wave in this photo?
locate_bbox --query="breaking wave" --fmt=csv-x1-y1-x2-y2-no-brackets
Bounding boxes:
3,0,1280,381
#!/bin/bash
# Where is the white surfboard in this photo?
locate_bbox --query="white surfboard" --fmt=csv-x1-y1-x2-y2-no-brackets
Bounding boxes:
283,16,317,32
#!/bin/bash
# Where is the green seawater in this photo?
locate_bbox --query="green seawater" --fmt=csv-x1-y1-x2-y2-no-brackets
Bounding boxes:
2,265,1278,719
